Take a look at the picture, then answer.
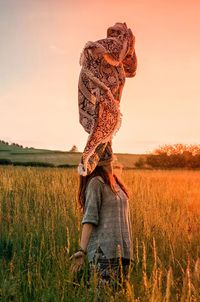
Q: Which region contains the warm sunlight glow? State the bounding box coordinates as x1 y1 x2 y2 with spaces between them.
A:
1 0 200 153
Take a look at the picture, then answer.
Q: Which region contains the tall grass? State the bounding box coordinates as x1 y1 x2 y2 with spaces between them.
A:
0 166 199 301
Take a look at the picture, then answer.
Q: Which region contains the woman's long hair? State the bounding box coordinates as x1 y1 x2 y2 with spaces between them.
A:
77 165 129 209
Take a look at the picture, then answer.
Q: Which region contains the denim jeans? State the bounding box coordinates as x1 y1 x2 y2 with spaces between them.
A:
89 247 131 289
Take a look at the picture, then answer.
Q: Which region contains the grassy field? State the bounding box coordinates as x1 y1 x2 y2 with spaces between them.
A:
0 166 200 301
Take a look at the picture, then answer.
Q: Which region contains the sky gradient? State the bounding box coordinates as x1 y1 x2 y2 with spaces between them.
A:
1 0 200 153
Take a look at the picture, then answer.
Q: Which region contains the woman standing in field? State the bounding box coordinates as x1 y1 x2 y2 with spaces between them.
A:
71 144 133 288
70 22 137 288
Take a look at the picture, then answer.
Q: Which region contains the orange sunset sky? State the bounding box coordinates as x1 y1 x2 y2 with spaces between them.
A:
1 0 200 153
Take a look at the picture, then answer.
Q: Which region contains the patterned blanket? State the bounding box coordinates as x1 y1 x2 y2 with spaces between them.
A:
78 22 137 176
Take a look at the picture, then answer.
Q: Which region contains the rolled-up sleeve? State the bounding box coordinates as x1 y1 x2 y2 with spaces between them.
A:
82 177 103 226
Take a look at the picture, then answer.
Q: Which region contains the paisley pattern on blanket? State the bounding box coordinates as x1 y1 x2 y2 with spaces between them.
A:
78 22 137 176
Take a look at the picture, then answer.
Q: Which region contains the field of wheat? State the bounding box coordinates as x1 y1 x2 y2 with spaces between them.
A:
0 166 199 301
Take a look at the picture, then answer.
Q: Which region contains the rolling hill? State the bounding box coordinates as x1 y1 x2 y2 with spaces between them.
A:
0 141 147 168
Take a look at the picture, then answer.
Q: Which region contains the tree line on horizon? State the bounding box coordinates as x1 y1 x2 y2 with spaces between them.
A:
0 139 34 149
135 143 200 169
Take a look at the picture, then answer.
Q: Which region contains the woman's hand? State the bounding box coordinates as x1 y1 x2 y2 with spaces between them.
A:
69 223 93 273
70 251 85 273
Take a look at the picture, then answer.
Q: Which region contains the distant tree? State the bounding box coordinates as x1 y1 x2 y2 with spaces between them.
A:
153 143 200 156
187 144 200 155
69 145 78 152
147 143 200 169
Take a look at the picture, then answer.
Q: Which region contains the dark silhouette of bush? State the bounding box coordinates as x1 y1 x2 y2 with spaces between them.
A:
57 164 77 168
0 159 77 168
135 157 146 168
0 158 12 165
13 161 55 167
189 154 200 168
147 153 166 168
147 153 188 169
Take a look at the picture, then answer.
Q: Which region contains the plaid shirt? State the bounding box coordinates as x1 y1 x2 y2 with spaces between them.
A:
82 176 133 262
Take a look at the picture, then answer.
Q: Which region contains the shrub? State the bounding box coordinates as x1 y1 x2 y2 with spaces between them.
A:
135 157 145 168
13 161 55 167
0 159 12 165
